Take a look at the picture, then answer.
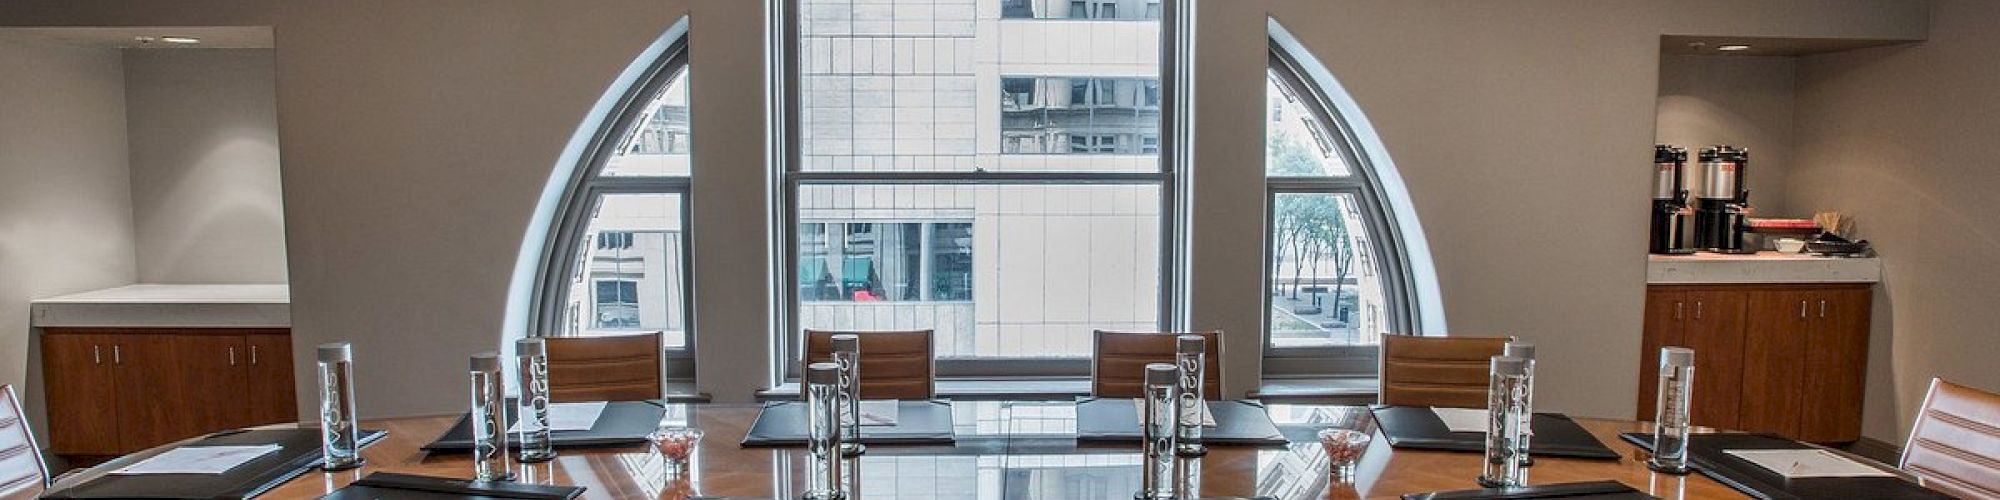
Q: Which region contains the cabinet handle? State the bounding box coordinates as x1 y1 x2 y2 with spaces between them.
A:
250 345 259 365
1799 300 1808 319
228 347 237 366
1675 301 1684 320
93 345 102 365
1820 300 1828 318
113 345 121 364
1695 301 1704 320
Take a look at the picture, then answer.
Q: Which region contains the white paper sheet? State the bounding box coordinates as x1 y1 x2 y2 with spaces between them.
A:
1432 407 1491 433
510 401 608 433
1133 400 1218 427
111 445 282 475
1724 449 1896 478
858 400 900 426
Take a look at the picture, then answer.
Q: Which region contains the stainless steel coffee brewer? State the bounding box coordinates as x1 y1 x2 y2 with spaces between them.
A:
1649 145 1694 254
1693 145 1754 253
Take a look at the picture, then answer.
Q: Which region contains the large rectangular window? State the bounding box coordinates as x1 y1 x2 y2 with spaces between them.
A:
567 193 690 348
790 0 1171 378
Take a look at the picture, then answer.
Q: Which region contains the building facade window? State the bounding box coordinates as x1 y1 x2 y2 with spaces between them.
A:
537 40 695 365
788 0 1175 377
1263 46 1423 377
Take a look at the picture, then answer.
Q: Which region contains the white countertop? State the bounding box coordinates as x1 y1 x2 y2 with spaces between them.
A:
31 284 290 328
1648 252 1881 284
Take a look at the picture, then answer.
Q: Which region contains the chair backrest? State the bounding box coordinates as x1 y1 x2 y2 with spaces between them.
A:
1091 330 1223 400
1379 334 1513 409
1901 378 2000 499
544 332 664 403
0 385 48 500
804 329 935 400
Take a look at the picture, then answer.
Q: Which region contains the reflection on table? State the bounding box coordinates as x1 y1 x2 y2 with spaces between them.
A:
191 402 1748 499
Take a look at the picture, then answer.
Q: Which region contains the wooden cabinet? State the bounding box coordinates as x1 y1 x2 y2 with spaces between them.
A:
1637 284 1872 443
41 329 296 456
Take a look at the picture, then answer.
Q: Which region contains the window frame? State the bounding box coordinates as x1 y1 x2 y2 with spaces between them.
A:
1262 47 1424 377
775 0 1187 381
531 39 696 379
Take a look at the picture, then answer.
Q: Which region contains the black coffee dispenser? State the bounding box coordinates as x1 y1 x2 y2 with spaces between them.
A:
1649 145 1693 254
1693 145 1754 253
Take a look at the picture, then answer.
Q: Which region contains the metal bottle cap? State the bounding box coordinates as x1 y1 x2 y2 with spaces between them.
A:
830 334 860 354
470 352 502 372
516 338 547 357
1491 356 1529 376
1660 347 1695 368
317 342 352 363
1176 334 1205 354
1144 363 1179 385
1504 341 1536 360
806 362 842 385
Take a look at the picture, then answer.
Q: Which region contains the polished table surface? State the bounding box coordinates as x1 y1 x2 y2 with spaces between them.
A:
236 403 1741 499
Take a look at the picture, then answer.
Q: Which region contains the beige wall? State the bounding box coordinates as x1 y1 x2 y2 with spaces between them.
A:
1791 0 2000 443
1657 55 1798 216
0 34 136 399
0 1 1933 420
124 49 288 284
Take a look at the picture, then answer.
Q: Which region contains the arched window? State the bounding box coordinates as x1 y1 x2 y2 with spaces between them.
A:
1264 42 1434 377
534 39 694 375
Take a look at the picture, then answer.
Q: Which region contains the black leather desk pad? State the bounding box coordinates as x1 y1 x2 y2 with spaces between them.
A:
320 472 585 499
1403 480 1656 499
42 428 387 500
1618 432 1951 500
1369 405 1620 460
1075 397 1287 446
423 400 666 452
740 400 955 447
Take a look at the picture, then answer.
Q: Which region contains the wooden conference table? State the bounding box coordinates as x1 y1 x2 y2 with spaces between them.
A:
234 402 1743 499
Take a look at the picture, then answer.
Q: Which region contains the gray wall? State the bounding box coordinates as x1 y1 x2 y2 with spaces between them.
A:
1791 0 2000 443
0 1 1933 422
0 34 136 397
123 49 287 284
1657 55 1798 216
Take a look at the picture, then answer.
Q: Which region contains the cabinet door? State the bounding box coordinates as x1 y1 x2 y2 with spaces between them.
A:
113 335 185 450
174 334 256 433
1801 287 1872 443
1738 290 1814 437
1636 289 1686 420
245 334 297 425
1681 290 1748 430
41 333 121 454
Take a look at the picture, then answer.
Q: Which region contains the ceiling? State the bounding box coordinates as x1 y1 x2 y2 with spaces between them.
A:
1662 35 1915 56
0 26 273 49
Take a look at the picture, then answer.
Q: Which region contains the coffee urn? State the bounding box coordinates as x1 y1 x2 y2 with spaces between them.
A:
1649 145 1693 254
1693 145 1754 253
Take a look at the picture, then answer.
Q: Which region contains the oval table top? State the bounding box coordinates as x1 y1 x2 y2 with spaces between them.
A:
234 403 1739 499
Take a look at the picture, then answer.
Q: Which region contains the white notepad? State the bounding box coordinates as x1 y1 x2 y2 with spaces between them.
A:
1432 407 1491 433
1133 400 1218 427
1724 449 1896 478
858 400 900 426
111 445 282 475
510 401 608 433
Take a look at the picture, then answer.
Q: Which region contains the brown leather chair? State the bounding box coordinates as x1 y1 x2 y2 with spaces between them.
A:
1091 330 1223 400
544 332 664 402
1901 378 2000 499
1379 334 1513 409
803 329 936 400
0 385 48 500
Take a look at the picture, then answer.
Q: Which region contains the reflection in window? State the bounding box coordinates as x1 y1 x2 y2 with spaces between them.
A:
1001 0 1160 19
1001 76 1162 155
799 222 972 303
566 193 689 346
594 280 641 329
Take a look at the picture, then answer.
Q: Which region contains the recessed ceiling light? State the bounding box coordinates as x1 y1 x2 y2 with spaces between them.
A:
159 36 202 44
1717 44 1752 52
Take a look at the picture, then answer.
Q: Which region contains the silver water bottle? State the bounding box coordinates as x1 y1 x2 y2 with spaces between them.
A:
470 352 514 481
1503 341 1537 466
831 334 866 457
1138 363 1181 500
1174 334 1207 457
1649 347 1696 474
515 338 556 463
804 362 846 500
316 342 364 471
1478 356 1531 488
